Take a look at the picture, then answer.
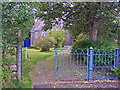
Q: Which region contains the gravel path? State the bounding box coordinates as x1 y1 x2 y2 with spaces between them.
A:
30 46 120 89
33 81 119 88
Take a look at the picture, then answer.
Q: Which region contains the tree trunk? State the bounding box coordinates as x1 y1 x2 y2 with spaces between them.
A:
16 30 21 82
89 20 98 41
118 27 120 48
2 47 6 59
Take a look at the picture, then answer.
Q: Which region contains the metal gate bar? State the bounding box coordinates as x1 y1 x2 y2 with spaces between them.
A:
55 48 119 81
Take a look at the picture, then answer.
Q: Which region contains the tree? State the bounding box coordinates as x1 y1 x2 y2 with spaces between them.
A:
2 2 42 82
47 27 66 48
118 2 120 48
38 2 119 41
97 19 118 42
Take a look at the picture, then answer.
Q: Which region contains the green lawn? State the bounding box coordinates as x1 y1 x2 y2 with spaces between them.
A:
3 47 68 88
22 48 55 88
22 47 68 88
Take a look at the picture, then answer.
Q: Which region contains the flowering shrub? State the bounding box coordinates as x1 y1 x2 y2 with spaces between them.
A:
35 35 54 51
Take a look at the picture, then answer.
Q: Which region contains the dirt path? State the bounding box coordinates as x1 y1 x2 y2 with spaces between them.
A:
29 55 55 87
29 46 120 88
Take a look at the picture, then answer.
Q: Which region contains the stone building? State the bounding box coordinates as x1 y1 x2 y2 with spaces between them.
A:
31 18 73 45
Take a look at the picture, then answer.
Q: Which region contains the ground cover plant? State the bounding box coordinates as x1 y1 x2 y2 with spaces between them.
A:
112 65 120 79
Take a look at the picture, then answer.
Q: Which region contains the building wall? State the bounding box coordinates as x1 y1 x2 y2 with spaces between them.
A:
65 29 72 45
31 32 35 45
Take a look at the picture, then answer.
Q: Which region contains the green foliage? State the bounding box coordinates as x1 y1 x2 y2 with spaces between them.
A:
2 78 23 88
73 38 118 49
72 39 118 65
48 27 66 48
2 57 16 65
29 45 36 48
98 19 119 42
2 2 42 59
2 56 17 87
2 65 12 85
112 65 120 78
22 48 55 88
2 2 35 45
69 24 89 39
6 47 16 56
76 33 89 41
12 79 23 88
39 2 119 39
2 47 55 88
35 35 54 51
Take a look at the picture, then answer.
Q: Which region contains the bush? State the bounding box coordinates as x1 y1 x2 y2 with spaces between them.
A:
39 38 52 51
2 64 12 84
35 38 40 49
35 35 54 51
72 39 118 65
73 38 118 49
47 27 66 48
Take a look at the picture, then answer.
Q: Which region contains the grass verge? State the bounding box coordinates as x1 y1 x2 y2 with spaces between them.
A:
2 46 68 88
22 48 55 88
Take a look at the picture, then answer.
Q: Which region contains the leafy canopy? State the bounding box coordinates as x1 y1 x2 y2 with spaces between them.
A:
38 2 119 40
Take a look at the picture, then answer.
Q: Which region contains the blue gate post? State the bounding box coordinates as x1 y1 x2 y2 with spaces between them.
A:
116 48 119 79
55 48 57 80
117 48 119 67
21 46 22 76
89 47 93 80
87 49 89 80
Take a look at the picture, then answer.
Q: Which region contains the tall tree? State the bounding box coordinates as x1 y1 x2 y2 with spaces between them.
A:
38 2 119 41
118 2 120 48
2 2 41 82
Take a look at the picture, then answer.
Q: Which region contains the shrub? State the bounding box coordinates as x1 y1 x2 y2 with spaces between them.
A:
2 64 12 84
35 35 54 51
35 38 40 49
72 39 118 65
47 27 66 48
73 38 118 49
39 38 52 51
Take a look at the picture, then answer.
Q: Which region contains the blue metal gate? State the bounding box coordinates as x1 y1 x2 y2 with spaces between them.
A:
55 47 119 80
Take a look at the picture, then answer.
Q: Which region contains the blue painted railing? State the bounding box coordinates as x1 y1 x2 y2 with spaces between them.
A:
55 48 119 81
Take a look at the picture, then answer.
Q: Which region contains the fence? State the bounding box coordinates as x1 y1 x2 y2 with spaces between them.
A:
55 47 119 80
